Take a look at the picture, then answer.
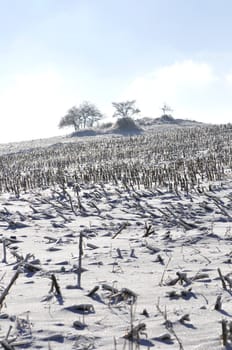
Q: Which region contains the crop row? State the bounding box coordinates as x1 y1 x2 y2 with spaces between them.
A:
0 124 231 195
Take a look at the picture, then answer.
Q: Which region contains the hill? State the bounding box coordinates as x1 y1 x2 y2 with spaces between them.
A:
137 114 203 128
0 123 231 348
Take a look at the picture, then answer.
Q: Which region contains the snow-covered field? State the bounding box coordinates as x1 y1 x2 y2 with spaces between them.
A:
0 124 232 349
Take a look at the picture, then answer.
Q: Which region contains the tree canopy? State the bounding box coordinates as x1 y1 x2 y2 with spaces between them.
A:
112 100 140 119
59 101 103 131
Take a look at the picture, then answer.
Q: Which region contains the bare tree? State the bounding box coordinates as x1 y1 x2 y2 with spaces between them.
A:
161 103 173 116
80 101 103 128
59 106 81 131
59 101 103 131
112 100 140 119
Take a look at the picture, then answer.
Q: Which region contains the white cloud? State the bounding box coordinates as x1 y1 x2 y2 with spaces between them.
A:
0 69 79 143
225 71 232 85
121 60 232 124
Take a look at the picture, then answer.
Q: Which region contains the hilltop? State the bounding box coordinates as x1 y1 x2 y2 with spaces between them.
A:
137 114 203 128
0 119 219 157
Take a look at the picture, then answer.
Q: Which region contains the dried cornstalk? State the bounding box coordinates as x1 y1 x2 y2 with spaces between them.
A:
0 269 20 308
77 233 83 288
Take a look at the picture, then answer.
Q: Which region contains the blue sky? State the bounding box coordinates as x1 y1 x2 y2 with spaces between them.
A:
0 0 232 142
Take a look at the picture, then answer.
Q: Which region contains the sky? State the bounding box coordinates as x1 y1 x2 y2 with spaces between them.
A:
1 0 232 143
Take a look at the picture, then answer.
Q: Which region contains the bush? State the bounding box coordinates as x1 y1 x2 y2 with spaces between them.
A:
113 117 142 132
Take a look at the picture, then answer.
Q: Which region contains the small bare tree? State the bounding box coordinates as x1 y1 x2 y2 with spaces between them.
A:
161 103 173 116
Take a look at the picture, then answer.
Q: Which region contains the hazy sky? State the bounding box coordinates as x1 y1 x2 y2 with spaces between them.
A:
1 0 232 143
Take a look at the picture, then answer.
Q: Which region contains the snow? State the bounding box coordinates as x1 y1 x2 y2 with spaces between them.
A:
0 126 231 349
